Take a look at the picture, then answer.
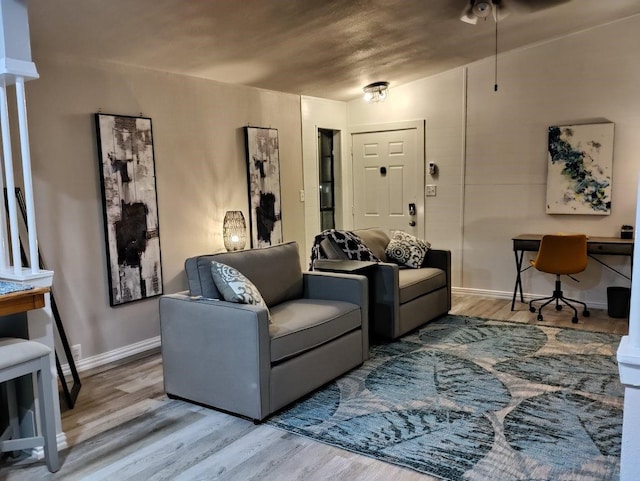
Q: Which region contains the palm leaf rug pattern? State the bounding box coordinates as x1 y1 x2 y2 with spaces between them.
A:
268 315 623 481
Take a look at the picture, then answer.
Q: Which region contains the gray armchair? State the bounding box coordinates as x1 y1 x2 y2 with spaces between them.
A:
318 228 451 340
159 241 368 422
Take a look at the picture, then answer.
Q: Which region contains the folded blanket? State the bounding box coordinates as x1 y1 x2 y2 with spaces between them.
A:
309 229 379 270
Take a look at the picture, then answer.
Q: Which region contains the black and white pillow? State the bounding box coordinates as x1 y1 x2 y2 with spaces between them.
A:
385 231 431 268
210 261 271 321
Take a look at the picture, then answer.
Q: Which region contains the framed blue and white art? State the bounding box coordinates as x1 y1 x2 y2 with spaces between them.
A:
546 122 614 215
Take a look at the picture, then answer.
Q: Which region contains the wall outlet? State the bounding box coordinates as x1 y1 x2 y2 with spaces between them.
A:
70 344 81 363
426 185 437 197
299 189 305 202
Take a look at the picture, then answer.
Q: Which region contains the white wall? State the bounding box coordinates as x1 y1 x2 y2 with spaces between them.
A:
19 14 640 365
463 15 639 305
348 69 467 287
346 15 640 307
23 56 304 362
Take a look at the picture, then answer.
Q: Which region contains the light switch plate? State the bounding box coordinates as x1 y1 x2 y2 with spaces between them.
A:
426 185 437 197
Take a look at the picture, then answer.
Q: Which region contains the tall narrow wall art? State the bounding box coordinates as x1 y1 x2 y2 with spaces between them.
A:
95 113 163 306
244 126 283 248
546 122 614 215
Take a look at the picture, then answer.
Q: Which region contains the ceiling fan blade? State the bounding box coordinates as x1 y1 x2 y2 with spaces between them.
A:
460 3 479 24
492 0 511 22
509 0 571 12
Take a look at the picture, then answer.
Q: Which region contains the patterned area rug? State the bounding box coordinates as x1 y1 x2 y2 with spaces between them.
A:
268 315 623 481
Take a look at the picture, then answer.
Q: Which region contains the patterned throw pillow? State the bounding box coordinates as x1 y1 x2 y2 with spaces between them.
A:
385 231 431 268
210 261 271 321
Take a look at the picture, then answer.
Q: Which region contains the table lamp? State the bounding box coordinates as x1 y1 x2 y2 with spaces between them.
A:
223 211 247 251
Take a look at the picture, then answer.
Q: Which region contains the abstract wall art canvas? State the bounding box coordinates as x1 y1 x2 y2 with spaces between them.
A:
244 126 283 248
95 113 163 306
546 122 614 215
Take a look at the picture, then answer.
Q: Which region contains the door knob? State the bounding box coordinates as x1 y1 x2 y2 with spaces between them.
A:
409 220 416 227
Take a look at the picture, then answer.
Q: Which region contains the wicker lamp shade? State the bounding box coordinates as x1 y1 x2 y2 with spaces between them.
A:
223 211 247 251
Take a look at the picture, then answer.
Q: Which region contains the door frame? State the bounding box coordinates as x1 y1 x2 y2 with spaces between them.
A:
349 120 426 239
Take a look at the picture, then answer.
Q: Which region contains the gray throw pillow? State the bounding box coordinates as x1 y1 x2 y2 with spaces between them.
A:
210 261 271 321
385 231 431 268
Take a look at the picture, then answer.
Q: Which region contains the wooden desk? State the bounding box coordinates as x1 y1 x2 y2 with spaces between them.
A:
0 287 49 317
511 234 634 310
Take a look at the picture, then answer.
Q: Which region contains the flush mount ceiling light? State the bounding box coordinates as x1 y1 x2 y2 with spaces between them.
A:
363 81 390 102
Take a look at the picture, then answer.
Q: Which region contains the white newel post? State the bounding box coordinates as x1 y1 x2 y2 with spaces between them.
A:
0 0 65 453
617 175 640 480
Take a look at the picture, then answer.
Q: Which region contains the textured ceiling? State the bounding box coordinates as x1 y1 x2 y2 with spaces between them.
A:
26 0 640 101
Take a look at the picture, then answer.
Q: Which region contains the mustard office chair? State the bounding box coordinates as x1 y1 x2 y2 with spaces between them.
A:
528 234 590 324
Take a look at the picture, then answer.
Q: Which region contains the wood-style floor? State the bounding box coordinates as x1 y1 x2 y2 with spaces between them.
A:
0 294 628 480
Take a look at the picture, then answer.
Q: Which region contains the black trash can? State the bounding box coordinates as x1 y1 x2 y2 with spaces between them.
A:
607 286 631 318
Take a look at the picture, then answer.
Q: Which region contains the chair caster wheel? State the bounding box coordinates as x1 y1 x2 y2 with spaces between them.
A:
583 310 590 317
537 314 543 321
572 317 579 324
529 307 536 313
555 305 562 311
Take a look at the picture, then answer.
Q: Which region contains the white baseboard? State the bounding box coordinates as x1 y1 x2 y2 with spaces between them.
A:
452 286 607 310
60 336 161 376
453 286 514 300
32 433 68 459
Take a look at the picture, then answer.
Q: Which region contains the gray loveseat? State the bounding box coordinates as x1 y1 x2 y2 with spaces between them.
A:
319 228 451 340
159 241 368 421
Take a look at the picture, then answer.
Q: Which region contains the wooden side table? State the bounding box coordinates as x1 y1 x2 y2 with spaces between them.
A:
313 259 378 274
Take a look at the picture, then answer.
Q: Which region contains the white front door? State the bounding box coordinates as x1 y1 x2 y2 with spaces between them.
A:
352 126 423 237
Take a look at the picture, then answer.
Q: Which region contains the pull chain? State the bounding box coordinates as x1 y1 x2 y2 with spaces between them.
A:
494 6 499 92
